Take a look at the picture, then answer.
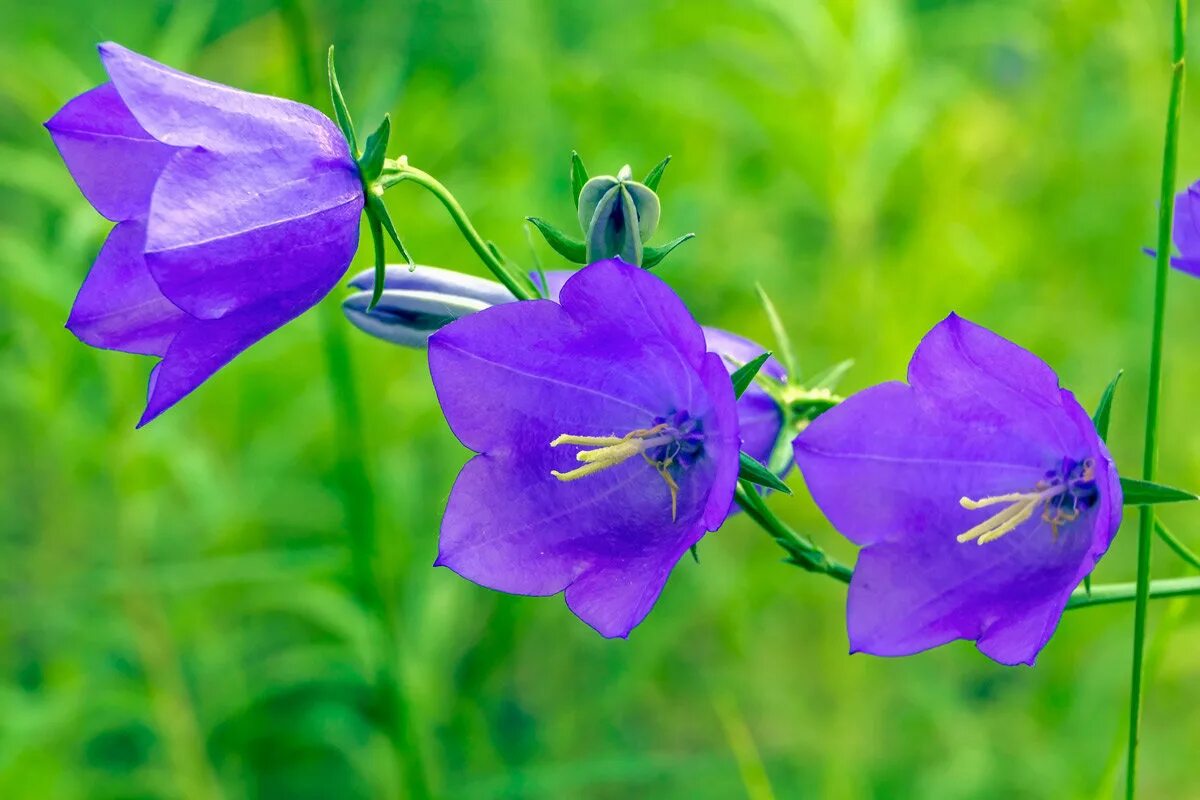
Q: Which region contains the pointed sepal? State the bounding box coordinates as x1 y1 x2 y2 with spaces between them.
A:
358 113 391 183
1091 370 1123 442
366 192 414 268
730 351 772 398
644 155 671 191
526 216 587 263
642 232 695 269
738 452 792 495
327 46 358 157
570 151 589 209
1120 477 1198 505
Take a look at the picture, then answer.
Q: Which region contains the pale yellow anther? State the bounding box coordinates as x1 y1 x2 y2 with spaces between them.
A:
549 423 681 521
957 486 1069 546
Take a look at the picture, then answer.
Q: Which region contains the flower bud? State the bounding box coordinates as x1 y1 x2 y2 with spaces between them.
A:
577 165 661 264
343 265 514 348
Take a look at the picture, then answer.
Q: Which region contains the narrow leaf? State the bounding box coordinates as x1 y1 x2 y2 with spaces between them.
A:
642 232 696 269
643 155 671 191
738 452 792 495
366 212 386 311
1120 477 1198 506
358 114 390 182
327 46 358 156
731 352 772 399
526 216 587 263
570 151 588 208
754 283 797 378
1091 370 1123 442
808 359 855 392
367 193 413 267
1155 520 1200 571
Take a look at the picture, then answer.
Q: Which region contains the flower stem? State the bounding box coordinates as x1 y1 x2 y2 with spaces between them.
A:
1068 576 1200 610
734 481 852 583
280 8 430 796
382 161 540 300
1128 3 1187 797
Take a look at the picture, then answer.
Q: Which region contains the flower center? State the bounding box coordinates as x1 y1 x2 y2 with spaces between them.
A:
550 411 703 521
956 457 1099 546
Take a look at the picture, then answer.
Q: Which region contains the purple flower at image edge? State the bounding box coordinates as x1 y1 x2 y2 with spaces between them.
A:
532 270 788 469
793 314 1121 666
1168 182 1200 277
428 259 740 637
45 42 363 425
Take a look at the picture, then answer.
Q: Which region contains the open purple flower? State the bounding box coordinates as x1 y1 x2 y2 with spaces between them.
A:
46 42 363 425
428 259 740 637
793 314 1121 665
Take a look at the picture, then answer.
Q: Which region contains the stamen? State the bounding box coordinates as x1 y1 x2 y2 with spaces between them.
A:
549 422 683 521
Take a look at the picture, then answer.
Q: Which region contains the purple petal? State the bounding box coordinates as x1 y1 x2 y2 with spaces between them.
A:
98 42 349 156
138 265 344 426
144 148 362 319
66 221 186 356
44 82 176 221
701 326 787 466
1173 183 1200 259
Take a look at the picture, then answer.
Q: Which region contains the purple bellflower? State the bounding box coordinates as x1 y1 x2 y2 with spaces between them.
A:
427 259 740 637
793 314 1121 665
46 43 363 425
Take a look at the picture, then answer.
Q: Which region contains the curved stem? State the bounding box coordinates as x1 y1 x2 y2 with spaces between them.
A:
1068 576 1200 610
1128 3 1187 796
734 482 852 583
383 162 539 300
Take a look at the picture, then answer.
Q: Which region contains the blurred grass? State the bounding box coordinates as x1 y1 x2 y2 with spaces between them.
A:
2 0 1200 797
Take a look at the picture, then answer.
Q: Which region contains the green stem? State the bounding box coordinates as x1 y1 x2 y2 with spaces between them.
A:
1128 4 1186 797
734 482 853 583
280 7 429 796
383 162 539 300
1068 576 1200 610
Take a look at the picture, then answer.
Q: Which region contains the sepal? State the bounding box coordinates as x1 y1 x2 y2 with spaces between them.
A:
526 217 587 263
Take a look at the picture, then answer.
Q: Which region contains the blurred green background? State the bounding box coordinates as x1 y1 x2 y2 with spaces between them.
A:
2 0 1199 797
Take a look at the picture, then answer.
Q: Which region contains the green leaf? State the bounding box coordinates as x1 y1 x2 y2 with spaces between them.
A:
731 351 772 399
738 452 791 495
643 155 671 191
366 193 413 267
358 114 390 183
642 232 696 269
808 359 855 392
570 151 588 208
526 216 587 263
1156 519 1200 571
1120 477 1198 506
1091 370 1123 442
326 46 358 156
366 212 386 311
754 283 797 378
689 544 700 563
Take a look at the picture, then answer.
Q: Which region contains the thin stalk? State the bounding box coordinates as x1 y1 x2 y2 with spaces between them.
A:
1068 576 1200 610
1128 3 1187 797
281 6 429 797
381 162 539 300
734 482 852 583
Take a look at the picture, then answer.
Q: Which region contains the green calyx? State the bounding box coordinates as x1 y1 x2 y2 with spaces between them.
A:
529 152 694 268
328 47 413 311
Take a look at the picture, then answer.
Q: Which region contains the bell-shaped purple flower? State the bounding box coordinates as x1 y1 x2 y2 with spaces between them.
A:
46 42 363 425
428 259 740 637
793 314 1122 665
